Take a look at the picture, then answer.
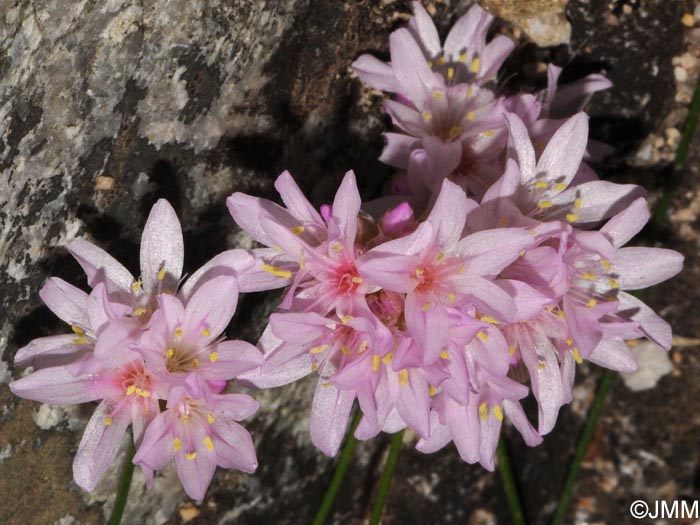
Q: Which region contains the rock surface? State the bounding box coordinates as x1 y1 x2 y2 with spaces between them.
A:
1 1 698 524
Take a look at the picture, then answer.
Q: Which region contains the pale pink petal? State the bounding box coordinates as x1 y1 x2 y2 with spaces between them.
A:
179 249 255 300
504 113 536 179
358 252 421 293
618 292 672 350
10 366 103 404
202 340 263 381
394 369 431 438
615 247 684 290
454 228 533 277
454 276 516 322
443 4 490 58
549 181 645 224
213 393 259 421
184 274 239 340
600 197 650 248
67 239 135 295
133 412 174 471
537 112 589 188
352 54 402 93
503 400 542 447
332 171 361 247
421 137 462 190
93 318 141 364
379 133 420 169
390 28 441 107
479 36 515 81
14 334 85 368
275 170 325 227
212 420 258 473
309 382 355 456
73 401 129 491
175 440 217 501
405 292 448 363
140 199 184 293
383 99 428 137
39 277 89 328
408 1 441 56
588 339 638 373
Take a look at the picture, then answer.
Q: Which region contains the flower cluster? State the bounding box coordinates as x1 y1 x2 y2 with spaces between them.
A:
228 3 683 469
9 0 684 501
10 201 264 499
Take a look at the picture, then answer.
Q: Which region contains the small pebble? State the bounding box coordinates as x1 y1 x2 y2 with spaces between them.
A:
94 175 114 190
178 503 200 522
682 13 695 27
674 65 688 82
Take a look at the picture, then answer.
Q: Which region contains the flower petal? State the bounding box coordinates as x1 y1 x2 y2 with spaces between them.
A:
140 199 184 294
352 54 402 93
212 420 258 473
309 382 355 456
615 247 684 290
10 366 103 404
184 274 239 341
180 249 255 300
39 277 89 328
67 239 135 295
14 334 86 368
600 197 650 248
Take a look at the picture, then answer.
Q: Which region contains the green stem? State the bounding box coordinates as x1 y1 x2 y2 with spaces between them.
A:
368 429 405 525
497 437 526 525
551 370 614 525
552 72 700 525
312 411 363 525
108 442 136 525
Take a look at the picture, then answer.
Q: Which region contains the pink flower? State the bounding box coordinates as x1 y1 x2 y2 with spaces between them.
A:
133 374 259 500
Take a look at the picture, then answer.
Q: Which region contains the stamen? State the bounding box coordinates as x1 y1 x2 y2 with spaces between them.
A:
436 56 446 65
340 345 351 355
372 355 380 372
477 331 489 342
566 213 579 222
422 111 432 121
174 328 183 339
575 198 582 209
536 363 546 370
422 302 432 311
586 299 597 309
131 280 142 293
448 126 461 137
398 369 409 387
431 91 444 99
582 272 596 280
429 385 438 396
351 276 364 284
447 67 454 80
534 181 548 189
166 348 175 359
358 340 368 354
609 278 619 288
291 225 305 235
600 259 612 270
191 358 199 369
126 385 136 396
204 436 214 451
134 307 146 316
262 264 292 279
207 412 215 424
480 316 499 325
436 251 445 262
538 200 553 209
479 402 488 420
508 345 516 356
185 452 197 460
554 183 566 192
471 57 480 73
71 325 84 336
440 350 450 360
493 406 504 421
341 315 353 323
209 352 218 363
467 111 475 121
566 338 573 346
73 337 87 345
572 348 583 364
103 416 112 426
173 438 182 451
310 344 329 354
202 328 211 337
447 292 455 302
157 266 167 281
483 130 494 137
459 52 467 63
382 353 393 365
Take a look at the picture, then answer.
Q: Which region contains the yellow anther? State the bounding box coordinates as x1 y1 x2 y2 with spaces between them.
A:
310 344 329 354
73 337 87 345
572 348 583 364
508 345 516 356
191 358 199 369
586 299 597 309
207 412 215 424
519 250 526 257
601 259 612 270
566 338 573 346
359 340 368 354
202 328 211 337
204 436 214 451
466 86 474 98
209 352 219 363
483 130 494 137
437 56 446 65
538 200 553 209
134 387 143 396
477 331 489 342
134 307 146 316
311 362 319 371
448 126 461 137
536 363 546 370
467 111 475 121
479 402 488 420
415 268 424 276
103 416 112 426
331 243 344 252
398 369 409 387
126 385 136 396
382 353 393 365
535 181 549 189
131 280 142 293
291 225 305 235
262 264 292 279
499 217 509 226
582 272 596 280
447 67 454 80
174 328 183 338
480 316 499 325
71 325 85 336
173 438 182 452
458 263 465 273
185 452 197 460
431 91 445 100
471 57 480 73
493 406 504 421
554 183 566 192
351 276 364 284
437 251 445 262
422 302 432 311
575 198 582 209
341 315 354 323
530 230 537 237
447 292 455 302
427 60 433 68
422 111 432 121
274 245 282 252
459 52 467 63
165 348 175 359
340 345 351 355
299 253 305 270
321 382 332 388
566 213 579 222
557 310 565 320
157 266 167 281
609 278 619 289
440 350 450 360
429 385 438 397
372 355 380 372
